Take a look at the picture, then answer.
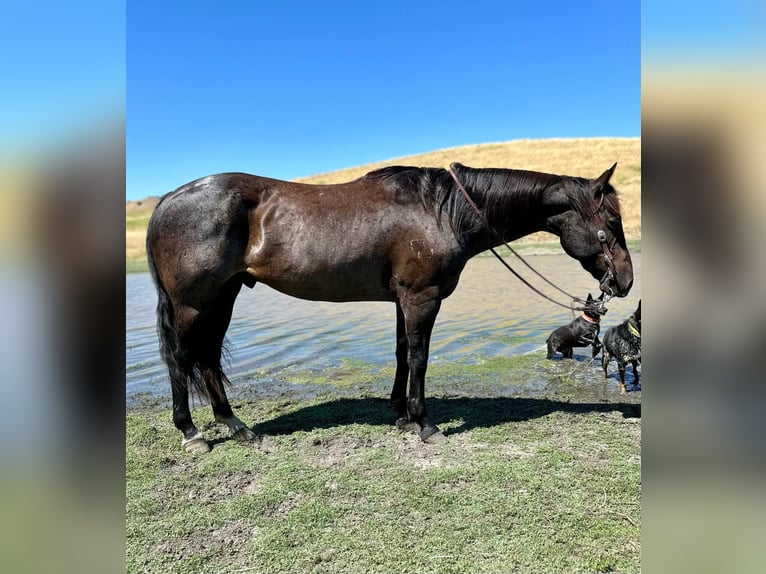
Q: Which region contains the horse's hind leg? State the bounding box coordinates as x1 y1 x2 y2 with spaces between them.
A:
200 278 256 442
390 303 410 425
169 305 210 454
173 386 208 453
167 276 253 452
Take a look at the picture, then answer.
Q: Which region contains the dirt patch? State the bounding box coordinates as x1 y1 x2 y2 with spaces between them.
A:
390 431 449 470
184 470 263 504
303 435 371 469
149 518 253 572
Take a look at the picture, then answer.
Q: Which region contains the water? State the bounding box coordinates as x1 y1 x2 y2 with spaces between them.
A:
126 252 641 404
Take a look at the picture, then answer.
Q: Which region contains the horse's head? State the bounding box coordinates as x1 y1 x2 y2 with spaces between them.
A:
543 164 634 297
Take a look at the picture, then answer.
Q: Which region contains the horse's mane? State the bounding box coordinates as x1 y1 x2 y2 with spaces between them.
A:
364 166 468 230
365 164 621 236
449 164 561 229
365 164 559 234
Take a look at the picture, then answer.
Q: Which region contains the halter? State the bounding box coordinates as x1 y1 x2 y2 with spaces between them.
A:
593 193 618 291
448 166 614 312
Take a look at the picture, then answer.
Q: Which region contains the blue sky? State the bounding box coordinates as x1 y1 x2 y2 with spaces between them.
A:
2 2 763 201
1 2 125 152
126 1 640 200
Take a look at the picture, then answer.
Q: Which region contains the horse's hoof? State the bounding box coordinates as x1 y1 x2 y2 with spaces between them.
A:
233 427 256 442
420 427 448 445
395 418 422 433
182 437 210 454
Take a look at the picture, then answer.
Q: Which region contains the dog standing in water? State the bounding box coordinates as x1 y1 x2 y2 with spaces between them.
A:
546 293 606 360
602 300 641 394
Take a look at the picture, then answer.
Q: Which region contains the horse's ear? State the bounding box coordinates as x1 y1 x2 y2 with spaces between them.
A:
587 293 593 302
593 163 617 191
449 162 465 171
598 292 604 301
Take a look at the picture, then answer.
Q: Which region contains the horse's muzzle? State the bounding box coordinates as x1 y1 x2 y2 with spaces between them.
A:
601 272 633 298
597 248 633 298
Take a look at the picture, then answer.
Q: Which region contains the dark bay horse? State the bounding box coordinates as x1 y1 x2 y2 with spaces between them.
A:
147 162 633 452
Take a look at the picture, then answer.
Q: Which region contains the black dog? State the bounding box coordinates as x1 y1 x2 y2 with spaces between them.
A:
602 300 641 394
546 293 606 360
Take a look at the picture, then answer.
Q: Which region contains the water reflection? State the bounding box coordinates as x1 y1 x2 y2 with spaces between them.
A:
126 252 641 403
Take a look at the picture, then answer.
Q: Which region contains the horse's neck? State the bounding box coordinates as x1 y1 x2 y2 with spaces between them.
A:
461 169 550 254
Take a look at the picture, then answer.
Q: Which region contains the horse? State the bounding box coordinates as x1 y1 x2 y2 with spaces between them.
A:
146 162 633 452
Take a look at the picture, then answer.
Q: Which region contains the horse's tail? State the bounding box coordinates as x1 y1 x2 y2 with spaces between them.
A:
146 219 211 400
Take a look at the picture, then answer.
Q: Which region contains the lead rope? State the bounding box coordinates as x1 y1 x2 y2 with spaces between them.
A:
448 167 593 312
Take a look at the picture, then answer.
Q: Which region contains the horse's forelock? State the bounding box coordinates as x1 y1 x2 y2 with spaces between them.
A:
567 179 621 220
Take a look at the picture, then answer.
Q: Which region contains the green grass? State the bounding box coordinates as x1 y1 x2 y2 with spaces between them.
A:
127 354 641 574
126 206 155 231
126 258 148 273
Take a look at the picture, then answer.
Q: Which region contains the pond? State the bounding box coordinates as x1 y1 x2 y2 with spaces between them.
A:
127 252 641 406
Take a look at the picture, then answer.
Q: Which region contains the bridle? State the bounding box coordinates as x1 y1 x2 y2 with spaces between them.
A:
592 193 618 293
448 167 615 312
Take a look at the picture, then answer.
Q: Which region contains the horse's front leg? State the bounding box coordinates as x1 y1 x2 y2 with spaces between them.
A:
390 302 410 423
401 297 447 444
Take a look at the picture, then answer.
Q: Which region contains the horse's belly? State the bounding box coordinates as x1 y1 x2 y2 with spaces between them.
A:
250 253 393 302
258 272 392 302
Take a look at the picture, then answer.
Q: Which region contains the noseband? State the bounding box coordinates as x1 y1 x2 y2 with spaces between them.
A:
448 167 615 311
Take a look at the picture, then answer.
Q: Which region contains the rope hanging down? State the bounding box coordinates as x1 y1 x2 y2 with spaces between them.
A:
447 167 598 312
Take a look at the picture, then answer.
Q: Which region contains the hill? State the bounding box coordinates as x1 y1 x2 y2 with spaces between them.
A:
126 137 640 264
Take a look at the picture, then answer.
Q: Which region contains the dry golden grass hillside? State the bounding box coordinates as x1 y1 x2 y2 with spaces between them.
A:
126 137 640 262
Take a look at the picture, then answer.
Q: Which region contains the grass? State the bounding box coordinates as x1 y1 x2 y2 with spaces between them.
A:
126 137 640 263
127 353 641 574
126 258 148 273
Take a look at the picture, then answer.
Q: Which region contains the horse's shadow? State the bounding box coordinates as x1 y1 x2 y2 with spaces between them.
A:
241 395 640 439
